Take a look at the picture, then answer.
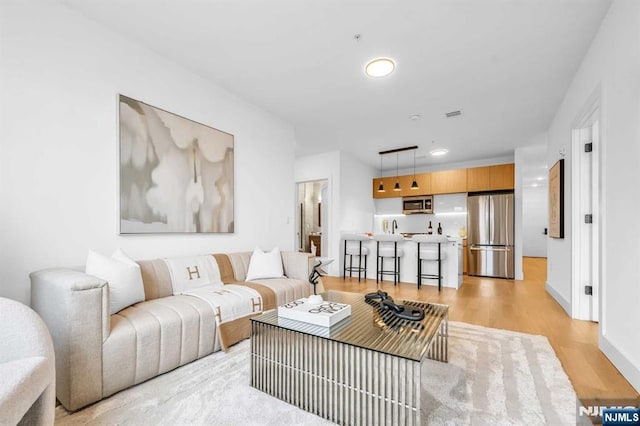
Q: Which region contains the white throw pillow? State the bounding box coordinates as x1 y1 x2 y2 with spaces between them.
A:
245 247 285 281
86 249 145 315
164 255 223 295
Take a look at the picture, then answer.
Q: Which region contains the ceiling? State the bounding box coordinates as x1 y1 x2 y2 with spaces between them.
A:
59 0 611 171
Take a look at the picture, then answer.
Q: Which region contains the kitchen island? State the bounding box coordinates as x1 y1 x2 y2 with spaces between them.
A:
340 234 463 289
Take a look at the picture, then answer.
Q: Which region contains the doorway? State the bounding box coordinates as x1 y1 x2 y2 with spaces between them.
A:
571 104 601 322
295 180 327 257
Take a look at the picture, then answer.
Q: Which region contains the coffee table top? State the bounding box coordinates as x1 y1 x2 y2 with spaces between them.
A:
251 290 448 362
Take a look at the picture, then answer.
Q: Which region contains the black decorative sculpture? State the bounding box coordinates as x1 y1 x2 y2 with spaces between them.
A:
307 258 333 304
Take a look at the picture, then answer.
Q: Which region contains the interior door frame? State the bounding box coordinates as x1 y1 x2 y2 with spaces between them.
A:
571 87 602 322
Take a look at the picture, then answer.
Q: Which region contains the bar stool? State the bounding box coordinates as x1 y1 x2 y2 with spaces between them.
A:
342 233 369 281
412 234 448 291
374 234 405 286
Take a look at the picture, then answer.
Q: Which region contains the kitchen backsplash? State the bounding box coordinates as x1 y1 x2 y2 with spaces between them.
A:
373 193 467 237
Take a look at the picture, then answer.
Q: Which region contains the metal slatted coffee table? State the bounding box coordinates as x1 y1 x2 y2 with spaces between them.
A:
250 290 448 426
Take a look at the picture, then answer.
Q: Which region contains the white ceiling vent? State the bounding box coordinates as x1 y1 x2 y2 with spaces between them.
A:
445 110 462 118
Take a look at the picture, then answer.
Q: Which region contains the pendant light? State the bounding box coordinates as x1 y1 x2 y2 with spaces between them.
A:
411 149 419 189
393 152 401 191
377 154 385 192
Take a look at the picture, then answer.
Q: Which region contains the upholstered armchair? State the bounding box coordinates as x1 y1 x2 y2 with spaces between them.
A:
0 297 55 426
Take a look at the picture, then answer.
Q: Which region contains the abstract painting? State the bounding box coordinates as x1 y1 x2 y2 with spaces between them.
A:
548 159 564 239
119 95 234 234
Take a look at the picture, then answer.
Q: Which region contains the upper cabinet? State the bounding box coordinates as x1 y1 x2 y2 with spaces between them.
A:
372 173 431 198
372 163 514 198
466 164 514 192
372 177 396 198
430 169 467 194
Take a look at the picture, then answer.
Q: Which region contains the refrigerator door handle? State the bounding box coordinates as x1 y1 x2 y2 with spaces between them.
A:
488 195 493 245
470 246 510 252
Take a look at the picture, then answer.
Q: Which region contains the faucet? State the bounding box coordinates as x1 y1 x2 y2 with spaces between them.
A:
392 219 398 234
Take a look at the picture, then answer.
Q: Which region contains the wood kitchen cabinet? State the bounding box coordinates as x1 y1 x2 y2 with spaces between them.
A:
372 163 514 198
467 164 514 192
430 169 467 194
308 235 321 256
397 174 432 196
372 177 396 198
462 239 468 275
372 174 431 198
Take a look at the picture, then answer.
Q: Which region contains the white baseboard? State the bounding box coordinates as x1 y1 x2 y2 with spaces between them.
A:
545 281 571 316
600 335 640 393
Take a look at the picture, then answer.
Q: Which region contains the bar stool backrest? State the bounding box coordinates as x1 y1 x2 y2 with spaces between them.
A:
411 235 449 244
373 234 404 242
342 233 370 242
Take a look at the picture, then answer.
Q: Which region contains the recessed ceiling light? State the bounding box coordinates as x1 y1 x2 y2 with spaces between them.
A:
536 177 544 181
365 58 396 78
430 148 449 157
410 114 421 121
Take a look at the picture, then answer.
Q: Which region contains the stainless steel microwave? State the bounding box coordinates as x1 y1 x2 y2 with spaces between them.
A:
402 195 433 214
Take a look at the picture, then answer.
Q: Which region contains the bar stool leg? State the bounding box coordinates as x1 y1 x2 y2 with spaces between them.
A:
437 242 442 291
417 242 421 289
364 255 368 281
393 242 397 286
376 241 380 284
357 241 363 282
343 239 347 279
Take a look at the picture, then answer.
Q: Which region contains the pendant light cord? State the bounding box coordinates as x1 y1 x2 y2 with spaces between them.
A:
396 153 399 180
413 150 416 179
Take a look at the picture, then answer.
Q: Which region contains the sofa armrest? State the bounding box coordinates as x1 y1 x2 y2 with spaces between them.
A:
280 252 326 293
281 251 313 282
30 268 108 411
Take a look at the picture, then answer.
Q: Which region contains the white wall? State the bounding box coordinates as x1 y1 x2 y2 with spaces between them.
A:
294 151 341 275
516 140 549 258
339 152 376 234
294 151 376 276
0 0 296 304
522 187 548 257
546 0 640 391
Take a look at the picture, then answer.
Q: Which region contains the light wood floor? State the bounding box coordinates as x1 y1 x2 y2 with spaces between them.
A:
323 257 639 401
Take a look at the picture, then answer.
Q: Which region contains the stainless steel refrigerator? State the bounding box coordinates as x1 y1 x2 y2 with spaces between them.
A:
467 193 515 279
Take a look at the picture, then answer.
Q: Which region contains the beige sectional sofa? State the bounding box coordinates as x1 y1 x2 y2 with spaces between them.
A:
30 251 318 412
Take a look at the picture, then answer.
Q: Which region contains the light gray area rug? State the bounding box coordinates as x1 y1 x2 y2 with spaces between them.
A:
56 322 579 425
